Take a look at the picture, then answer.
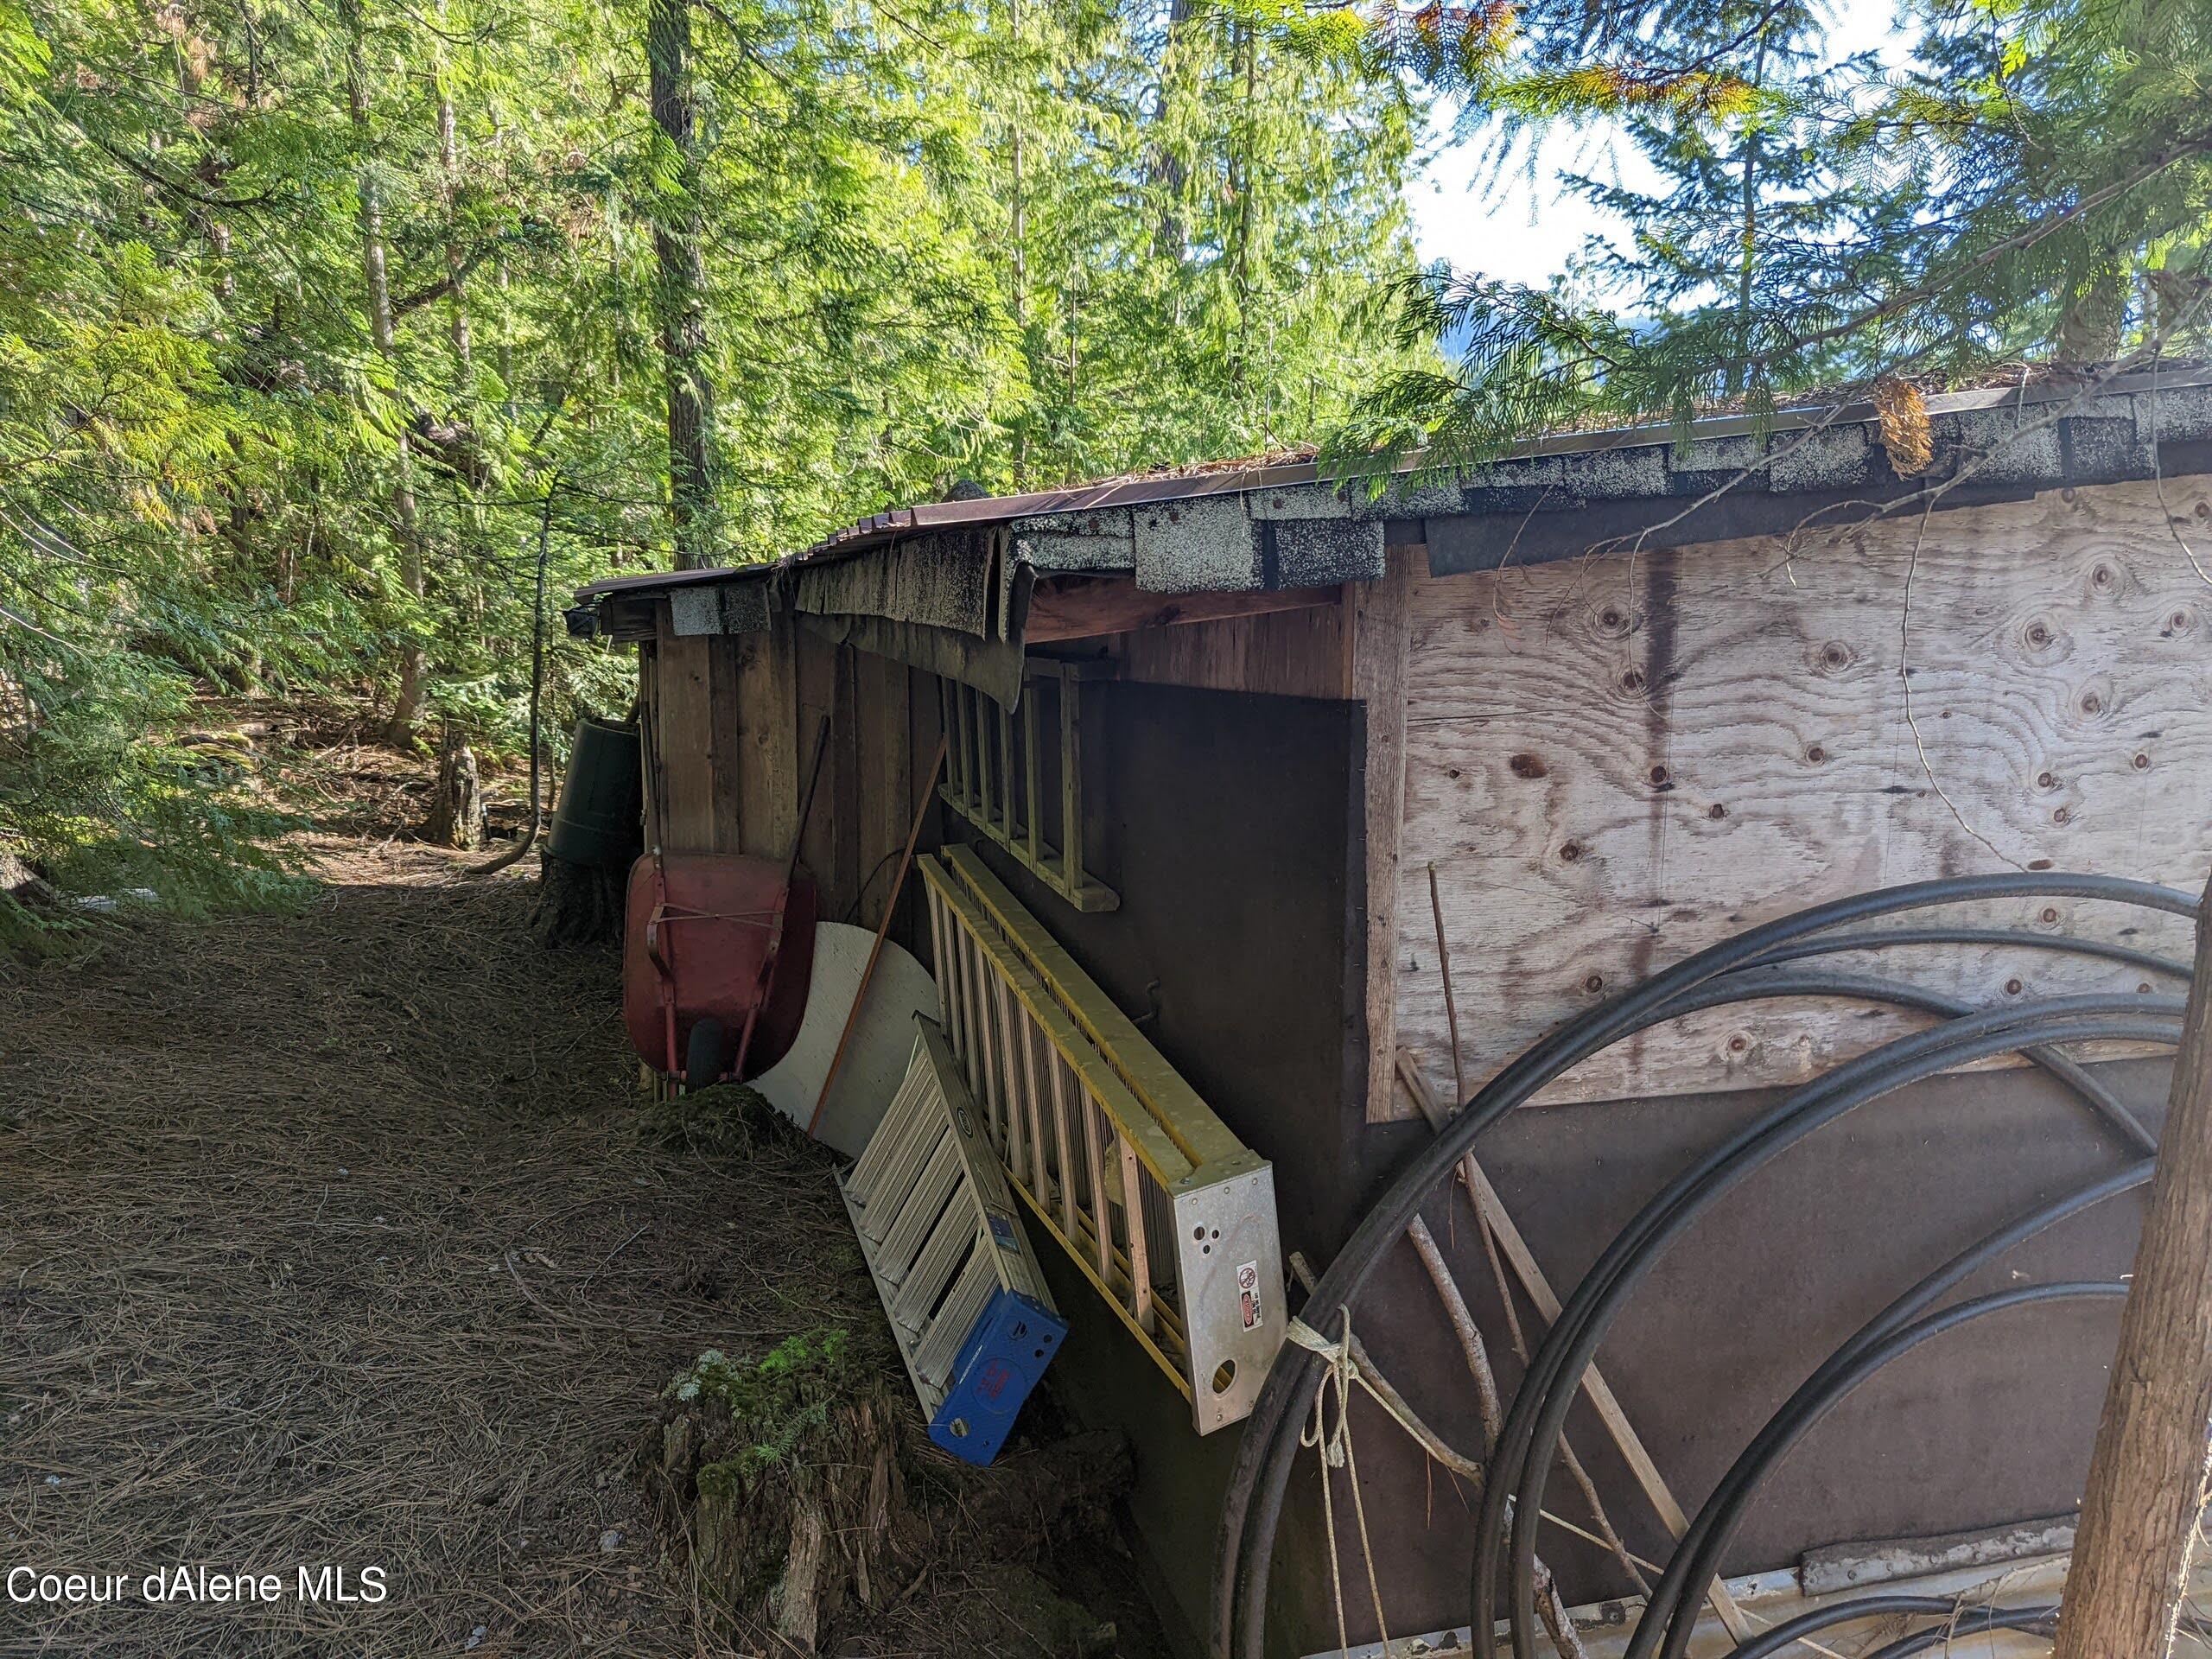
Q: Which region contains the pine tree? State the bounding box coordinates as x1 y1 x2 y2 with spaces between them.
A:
1346 0 2212 471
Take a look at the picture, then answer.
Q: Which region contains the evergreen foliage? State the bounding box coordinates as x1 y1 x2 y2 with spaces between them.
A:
0 0 1425 921
10 0 2190 925
1346 0 2212 473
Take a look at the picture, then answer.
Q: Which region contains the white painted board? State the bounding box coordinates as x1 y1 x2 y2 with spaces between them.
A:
750 922 939 1159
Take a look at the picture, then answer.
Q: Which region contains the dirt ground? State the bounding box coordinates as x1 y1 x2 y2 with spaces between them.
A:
0 745 1161 1658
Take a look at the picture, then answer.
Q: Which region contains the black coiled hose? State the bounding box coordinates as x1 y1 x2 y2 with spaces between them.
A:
1214 872 2197 1659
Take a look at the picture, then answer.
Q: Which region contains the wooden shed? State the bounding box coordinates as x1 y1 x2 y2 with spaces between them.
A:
574 368 2212 1659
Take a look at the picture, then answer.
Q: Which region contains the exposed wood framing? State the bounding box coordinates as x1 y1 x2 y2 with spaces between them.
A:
1355 545 1420 1122
938 663 1118 912
1388 478 2212 1117
1114 599 1351 700
1026 574 1341 643
640 614 931 941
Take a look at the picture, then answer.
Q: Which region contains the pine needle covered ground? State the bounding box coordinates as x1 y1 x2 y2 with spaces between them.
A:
0 739 1154 1657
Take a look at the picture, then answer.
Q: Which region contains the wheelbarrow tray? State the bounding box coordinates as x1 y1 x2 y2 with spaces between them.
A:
622 851 818 1079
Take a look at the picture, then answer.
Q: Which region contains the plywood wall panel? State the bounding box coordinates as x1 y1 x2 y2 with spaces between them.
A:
1389 478 2212 1117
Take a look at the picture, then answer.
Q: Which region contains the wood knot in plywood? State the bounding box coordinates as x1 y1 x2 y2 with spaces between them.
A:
1591 601 1634 639
2018 614 2071 658
1508 753 1549 779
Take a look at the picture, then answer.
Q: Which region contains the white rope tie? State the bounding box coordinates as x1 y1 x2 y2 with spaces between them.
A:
1289 1311 1395 1658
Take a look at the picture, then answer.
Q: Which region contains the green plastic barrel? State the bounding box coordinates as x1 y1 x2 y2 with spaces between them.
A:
547 716 644 870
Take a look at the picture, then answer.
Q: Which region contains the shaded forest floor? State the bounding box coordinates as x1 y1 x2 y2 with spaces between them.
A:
0 723 1162 1657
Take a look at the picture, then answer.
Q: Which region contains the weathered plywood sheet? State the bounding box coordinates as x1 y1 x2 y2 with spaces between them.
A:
1389 478 2212 1116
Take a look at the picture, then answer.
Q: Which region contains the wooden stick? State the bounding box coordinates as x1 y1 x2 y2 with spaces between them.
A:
1428 861 1465 1105
1414 890 1653 1601
1287 1249 1591 1659
1468 1196 1651 1597
2051 868 2212 1659
1394 1051 1754 1643
1407 1216 1504 1446
805 737 947 1139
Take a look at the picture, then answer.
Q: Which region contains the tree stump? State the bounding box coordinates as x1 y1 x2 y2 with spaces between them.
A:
422 721 485 850
526 852 624 947
642 1332 917 1651
640 1329 1135 1654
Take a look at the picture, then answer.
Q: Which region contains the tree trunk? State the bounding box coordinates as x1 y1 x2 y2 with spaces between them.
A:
344 0 429 746
1007 0 1028 488
1228 13 1254 393
1146 0 1196 264
437 81 472 370
2050 868 2212 1659
646 0 715 569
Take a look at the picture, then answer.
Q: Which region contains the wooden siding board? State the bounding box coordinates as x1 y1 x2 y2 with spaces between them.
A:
638 641 663 852
655 633 717 852
853 649 913 936
1027 575 1339 642
795 626 834 881
830 642 863 918
706 638 746 853
1116 598 1351 700
734 613 798 860
1387 477 2212 1117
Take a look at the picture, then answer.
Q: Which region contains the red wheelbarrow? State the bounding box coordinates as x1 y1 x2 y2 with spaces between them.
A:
624 720 830 1088
622 851 819 1086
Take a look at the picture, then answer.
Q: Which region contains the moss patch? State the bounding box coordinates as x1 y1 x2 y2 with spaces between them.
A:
677 1330 856 1489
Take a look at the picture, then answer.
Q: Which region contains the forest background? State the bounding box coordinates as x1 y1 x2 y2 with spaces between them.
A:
2 0 2203 932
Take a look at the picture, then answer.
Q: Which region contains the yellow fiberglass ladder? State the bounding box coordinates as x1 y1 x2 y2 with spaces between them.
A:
918 842 1285 1435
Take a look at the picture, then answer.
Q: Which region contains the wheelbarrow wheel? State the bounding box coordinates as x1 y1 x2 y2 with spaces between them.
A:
684 1017 728 1091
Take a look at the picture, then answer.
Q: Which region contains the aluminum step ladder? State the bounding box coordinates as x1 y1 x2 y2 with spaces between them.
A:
840 1018 1065 1465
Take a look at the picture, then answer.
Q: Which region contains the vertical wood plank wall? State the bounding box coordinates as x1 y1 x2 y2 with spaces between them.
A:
1107 601 1352 699
1379 476 2212 1120
640 620 938 944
